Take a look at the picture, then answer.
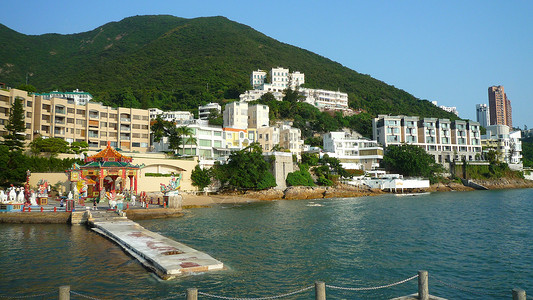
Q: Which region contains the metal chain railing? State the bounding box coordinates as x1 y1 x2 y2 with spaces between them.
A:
0 291 56 299
70 291 102 300
198 285 314 300
326 274 419 291
431 276 505 298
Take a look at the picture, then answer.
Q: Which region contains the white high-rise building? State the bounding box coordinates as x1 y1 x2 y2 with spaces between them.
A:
476 104 489 128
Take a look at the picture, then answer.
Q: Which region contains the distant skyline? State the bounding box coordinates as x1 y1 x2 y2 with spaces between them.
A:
2 0 532 128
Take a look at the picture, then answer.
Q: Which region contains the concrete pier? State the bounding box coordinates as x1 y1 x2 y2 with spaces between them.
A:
88 211 224 280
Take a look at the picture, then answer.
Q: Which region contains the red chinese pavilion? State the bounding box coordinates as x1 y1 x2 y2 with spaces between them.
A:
67 142 141 200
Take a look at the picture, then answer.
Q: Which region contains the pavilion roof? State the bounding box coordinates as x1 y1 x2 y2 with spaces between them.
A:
85 142 132 163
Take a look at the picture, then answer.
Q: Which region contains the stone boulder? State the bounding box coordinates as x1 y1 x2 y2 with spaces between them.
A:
283 186 326 200
245 189 284 201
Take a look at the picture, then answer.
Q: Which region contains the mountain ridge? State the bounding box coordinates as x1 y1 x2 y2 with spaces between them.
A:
0 14 458 135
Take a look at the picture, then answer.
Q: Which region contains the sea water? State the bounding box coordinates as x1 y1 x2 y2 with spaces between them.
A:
1 189 532 299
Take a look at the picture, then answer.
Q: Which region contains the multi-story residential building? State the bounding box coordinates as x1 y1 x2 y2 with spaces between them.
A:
431 101 459 116
0 88 35 145
148 108 193 123
300 88 349 109
0 88 151 152
223 101 248 130
373 115 482 165
38 89 93 106
152 119 229 159
476 104 490 128
488 85 512 127
323 132 383 170
242 67 348 111
256 122 303 155
198 103 222 120
223 127 250 150
482 125 522 170
247 104 269 129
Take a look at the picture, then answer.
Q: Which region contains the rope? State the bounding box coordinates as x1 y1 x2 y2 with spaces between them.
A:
326 274 419 291
0 292 56 299
197 285 314 300
70 291 102 300
431 276 504 298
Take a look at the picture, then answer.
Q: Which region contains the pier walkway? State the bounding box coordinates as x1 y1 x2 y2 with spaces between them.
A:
88 210 224 280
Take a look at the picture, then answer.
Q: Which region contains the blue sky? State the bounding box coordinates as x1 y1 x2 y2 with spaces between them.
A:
2 0 532 128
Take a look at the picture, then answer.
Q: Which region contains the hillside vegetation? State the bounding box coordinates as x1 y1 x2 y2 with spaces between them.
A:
0 15 458 137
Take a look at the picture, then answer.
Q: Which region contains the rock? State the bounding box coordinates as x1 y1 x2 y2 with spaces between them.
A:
245 189 284 201
283 186 326 200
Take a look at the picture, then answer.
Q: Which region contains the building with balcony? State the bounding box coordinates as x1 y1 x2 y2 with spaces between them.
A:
323 132 383 170
482 124 522 170
0 88 151 153
372 115 482 166
38 89 93 106
476 104 489 128
148 108 193 123
198 103 222 120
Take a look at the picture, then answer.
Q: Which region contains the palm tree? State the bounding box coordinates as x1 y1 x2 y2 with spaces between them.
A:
176 126 196 155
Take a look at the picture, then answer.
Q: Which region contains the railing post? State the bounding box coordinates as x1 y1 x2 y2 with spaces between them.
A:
59 285 70 300
315 281 326 300
418 270 428 300
186 288 198 300
512 288 526 300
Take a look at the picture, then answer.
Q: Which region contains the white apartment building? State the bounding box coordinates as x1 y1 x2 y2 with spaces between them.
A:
38 89 93 106
248 104 270 129
149 108 193 123
0 88 151 152
223 101 249 130
323 132 383 170
476 104 489 128
373 115 482 166
242 67 348 111
256 122 303 155
432 101 459 116
198 103 222 120
482 125 523 170
152 119 228 159
301 88 349 110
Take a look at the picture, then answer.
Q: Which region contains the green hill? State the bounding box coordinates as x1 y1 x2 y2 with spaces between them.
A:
0 15 458 136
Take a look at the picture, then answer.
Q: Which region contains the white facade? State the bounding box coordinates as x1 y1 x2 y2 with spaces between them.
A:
241 67 348 111
251 70 267 89
248 104 270 129
301 88 348 109
152 120 227 160
199 102 222 120
38 89 93 106
476 104 490 128
149 108 193 123
373 115 483 165
223 101 249 129
323 132 383 170
482 125 523 169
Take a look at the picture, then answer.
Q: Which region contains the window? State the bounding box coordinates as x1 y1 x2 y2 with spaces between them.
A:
26 112 32 118
101 112 108 118
141 125 149 130
67 118 74 124
76 109 85 116
27 101 32 107
199 139 211 147
132 142 140 147
68 108 75 114
26 123 31 129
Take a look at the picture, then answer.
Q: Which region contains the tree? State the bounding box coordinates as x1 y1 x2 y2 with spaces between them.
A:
381 144 444 183
151 115 169 143
29 137 69 157
2 97 26 151
191 165 212 191
165 125 182 154
286 164 315 187
70 141 89 154
176 126 197 155
214 143 276 190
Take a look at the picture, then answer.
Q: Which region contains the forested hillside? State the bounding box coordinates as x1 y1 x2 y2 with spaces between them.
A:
0 15 458 137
